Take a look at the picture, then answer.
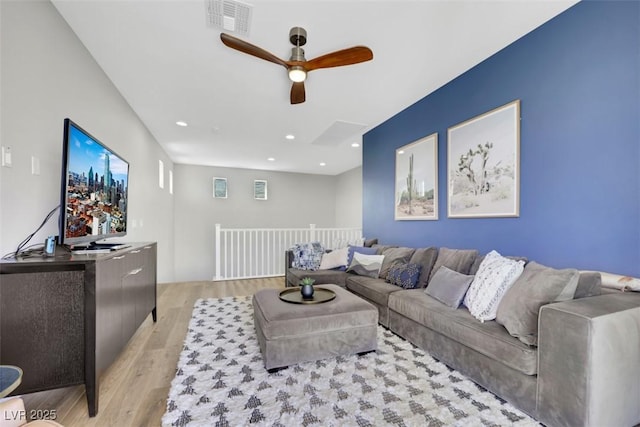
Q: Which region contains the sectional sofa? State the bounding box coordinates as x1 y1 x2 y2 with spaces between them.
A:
284 244 640 427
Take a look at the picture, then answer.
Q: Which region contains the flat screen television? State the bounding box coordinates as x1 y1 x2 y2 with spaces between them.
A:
58 118 129 248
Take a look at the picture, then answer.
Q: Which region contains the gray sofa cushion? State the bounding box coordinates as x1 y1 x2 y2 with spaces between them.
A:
371 244 398 254
425 266 474 308
409 247 438 289
346 275 401 308
428 247 478 283
496 261 580 346
287 268 349 287
379 247 415 279
574 271 602 299
388 289 538 375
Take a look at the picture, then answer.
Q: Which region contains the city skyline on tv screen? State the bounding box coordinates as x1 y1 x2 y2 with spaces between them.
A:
63 122 128 242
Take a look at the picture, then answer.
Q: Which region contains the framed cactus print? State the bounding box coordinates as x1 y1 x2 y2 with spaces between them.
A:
447 100 520 218
395 132 438 220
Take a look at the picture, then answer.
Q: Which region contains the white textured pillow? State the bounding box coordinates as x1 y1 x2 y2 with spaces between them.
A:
463 250 525 321
319 247 349 270
347 252 385 278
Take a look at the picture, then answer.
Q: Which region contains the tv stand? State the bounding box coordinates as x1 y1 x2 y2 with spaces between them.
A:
69 242 131 254
71 242 131 251
0 242 157 417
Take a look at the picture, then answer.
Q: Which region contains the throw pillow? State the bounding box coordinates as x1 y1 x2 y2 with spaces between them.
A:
425 266 475 308
409 247 439 289
346 252 385 278
346 245 378 266
318 247 349 270
387 263 422 289
379 247 416 279
496 261 579 346
463 250 525 322
291 242 325 271
469 254 528 275
428 247 478 283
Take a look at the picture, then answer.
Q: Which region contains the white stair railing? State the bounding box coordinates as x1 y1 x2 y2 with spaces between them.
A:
214 224 362 281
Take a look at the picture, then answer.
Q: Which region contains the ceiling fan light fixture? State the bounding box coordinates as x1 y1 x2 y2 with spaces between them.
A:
288 66 306 83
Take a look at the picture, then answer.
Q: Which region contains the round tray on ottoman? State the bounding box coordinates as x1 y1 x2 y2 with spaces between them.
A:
278 287 336 304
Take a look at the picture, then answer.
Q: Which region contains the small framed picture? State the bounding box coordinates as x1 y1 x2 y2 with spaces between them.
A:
213 177 227 198
254 180 267 200
395 132 438 220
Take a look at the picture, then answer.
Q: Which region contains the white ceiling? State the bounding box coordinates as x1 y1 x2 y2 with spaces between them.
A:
51 0 577 176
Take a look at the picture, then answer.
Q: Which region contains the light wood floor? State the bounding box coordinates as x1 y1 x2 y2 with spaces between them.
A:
21 277 286 427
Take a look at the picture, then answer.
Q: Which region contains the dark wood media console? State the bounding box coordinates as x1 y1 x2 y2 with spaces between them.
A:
0 242 157 416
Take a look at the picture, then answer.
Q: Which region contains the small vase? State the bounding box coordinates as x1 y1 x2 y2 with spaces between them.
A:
300 284 314 299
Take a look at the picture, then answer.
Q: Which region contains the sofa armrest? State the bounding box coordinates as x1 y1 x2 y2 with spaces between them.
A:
537 292 640 427
284 250 294 286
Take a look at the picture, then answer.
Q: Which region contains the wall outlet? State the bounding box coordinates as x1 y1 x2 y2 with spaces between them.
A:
1 146 12 167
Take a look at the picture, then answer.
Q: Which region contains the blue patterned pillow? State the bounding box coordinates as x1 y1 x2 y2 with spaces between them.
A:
387 263 422 289
291 242 325 270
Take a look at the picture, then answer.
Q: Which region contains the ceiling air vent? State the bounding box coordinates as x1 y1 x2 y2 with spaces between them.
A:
206 0 253 37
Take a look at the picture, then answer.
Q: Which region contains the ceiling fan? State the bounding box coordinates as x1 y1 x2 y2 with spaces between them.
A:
220 27 373 105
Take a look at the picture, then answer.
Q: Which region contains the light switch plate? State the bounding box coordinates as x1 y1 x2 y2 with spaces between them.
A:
1 146 12 167
31 156 40 175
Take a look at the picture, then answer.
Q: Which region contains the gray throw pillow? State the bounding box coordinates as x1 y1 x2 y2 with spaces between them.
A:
379 247 416 279
425 266 475 308
573 272 602 299
409 247 439 289
496 261 580 346
428 247 478 283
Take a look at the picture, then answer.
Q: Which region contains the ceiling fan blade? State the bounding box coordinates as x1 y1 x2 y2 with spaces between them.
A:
290 82 306 104
220 33 288 68
304 46 373 71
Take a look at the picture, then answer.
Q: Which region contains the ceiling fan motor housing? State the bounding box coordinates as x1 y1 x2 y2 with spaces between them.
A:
289 27 307 46
290 47 305 62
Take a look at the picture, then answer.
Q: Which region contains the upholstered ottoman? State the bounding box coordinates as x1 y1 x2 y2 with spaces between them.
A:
252 284 378 371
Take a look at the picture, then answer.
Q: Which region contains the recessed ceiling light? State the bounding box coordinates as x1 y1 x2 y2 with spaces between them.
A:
285 134 295 140
398 150 405 154
267 157 275 161
320 162 326 166
176 121 188 127
351 142 360 148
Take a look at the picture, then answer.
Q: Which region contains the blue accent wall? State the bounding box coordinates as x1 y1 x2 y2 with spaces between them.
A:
363 1 640 276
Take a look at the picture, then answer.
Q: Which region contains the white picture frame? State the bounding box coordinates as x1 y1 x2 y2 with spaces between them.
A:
447 100 520 218
254 180 267 200
213 177 227 198
395 132 438 220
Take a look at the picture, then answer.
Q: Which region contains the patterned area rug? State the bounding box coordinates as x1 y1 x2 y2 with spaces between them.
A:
163 296 539 427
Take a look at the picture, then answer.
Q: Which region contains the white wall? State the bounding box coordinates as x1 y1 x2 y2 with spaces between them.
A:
0 0 363 284
0 0 175 282
173 164 363 281
334 166 362 228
